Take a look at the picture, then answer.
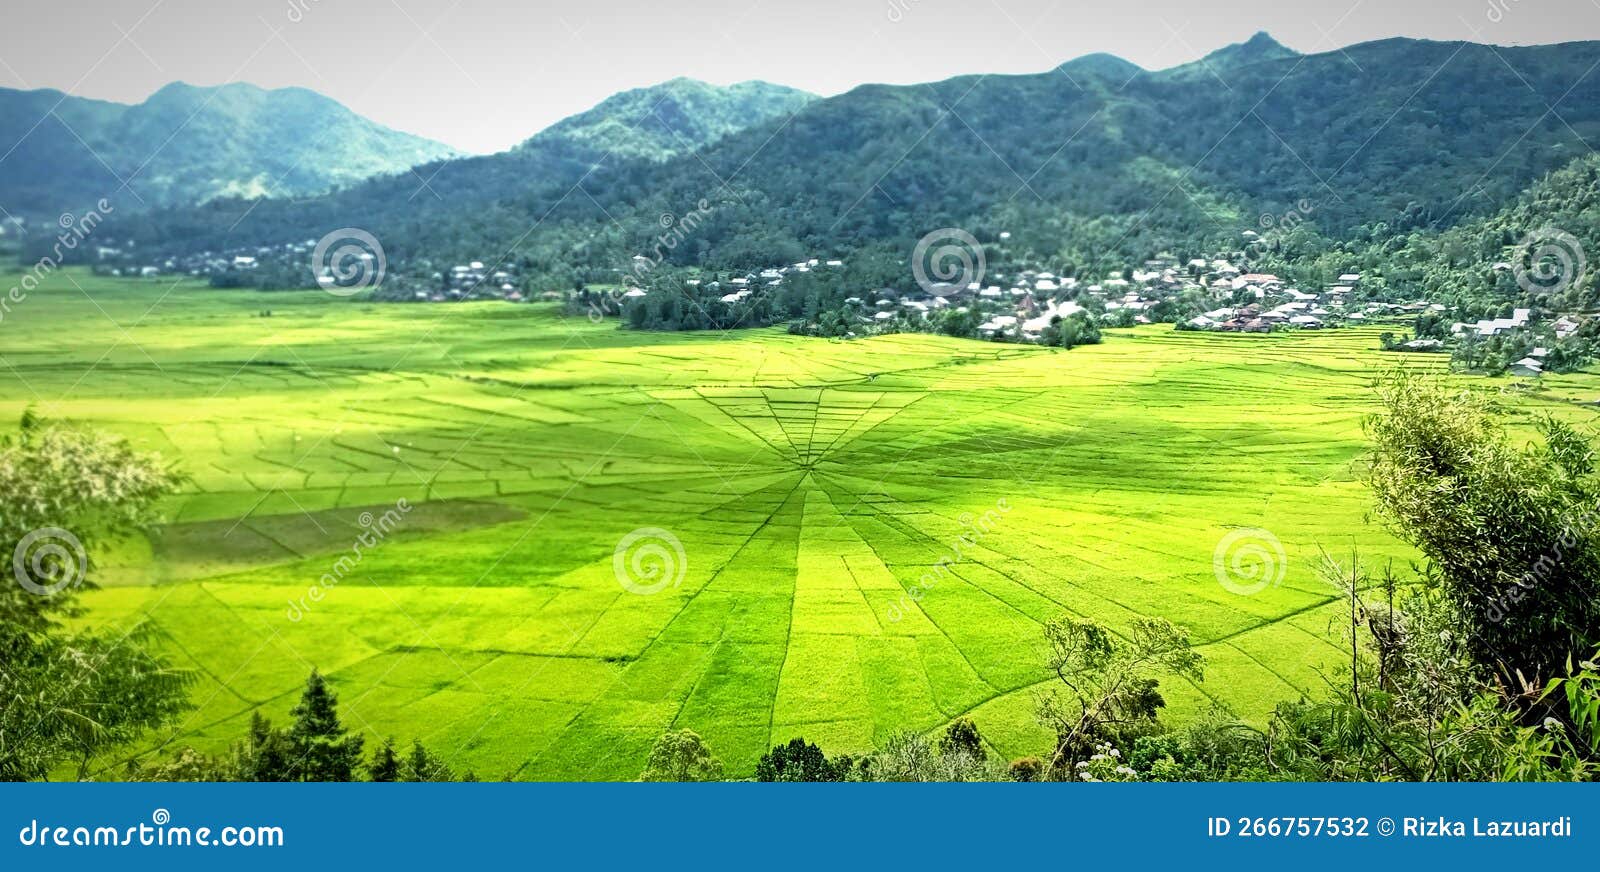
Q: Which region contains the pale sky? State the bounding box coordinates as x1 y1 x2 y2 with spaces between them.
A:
5 0 1600 154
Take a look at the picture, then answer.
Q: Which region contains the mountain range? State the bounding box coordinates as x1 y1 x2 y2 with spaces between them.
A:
0 77 816 223
26 34 1600 293
0 82 458 214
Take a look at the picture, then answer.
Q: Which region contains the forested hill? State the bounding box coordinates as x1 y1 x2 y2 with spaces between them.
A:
1409 152 1600 312
0 82 457 215
121 34 1600 284
117 77 818 264
525 78 817 163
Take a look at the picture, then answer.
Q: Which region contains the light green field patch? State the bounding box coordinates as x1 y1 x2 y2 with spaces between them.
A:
6 269 1556 780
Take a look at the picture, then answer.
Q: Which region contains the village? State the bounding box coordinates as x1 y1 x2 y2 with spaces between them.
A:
74 226 1592 378
786 242 1441 344
70 223 1425 340
86 236 539 301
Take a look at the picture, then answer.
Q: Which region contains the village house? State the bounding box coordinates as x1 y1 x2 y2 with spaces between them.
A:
1510 357 1545 377
978 314 1019 337
1454 308 1532 337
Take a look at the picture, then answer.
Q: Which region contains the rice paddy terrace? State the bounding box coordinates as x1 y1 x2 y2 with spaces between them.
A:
6 269 1567 779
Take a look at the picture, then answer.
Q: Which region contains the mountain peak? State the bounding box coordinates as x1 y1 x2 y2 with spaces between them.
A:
1057 52 1144 80
148 80 264 99
518 78 816 161
1197 31 1299 68
1243 31 1289 51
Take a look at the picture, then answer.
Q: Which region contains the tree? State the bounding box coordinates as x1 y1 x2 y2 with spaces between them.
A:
1413 311 1449 340
129 720 480 783
54 637 194 780
125 747 236 783
286 670 364 782
934 307 980 338
1248 554 1600 782
1366 373 1600 684
1037 617 1203 778
1008 757 1045 782
754 737 845 782
369 737 401 782
863 731 940 782
0 419 189 781
1103 308 1137 329
861 730 1001 782
938 718 987 763
238 712 294 782
639 729 723 782
1057 311 1102 349
401 739 457 782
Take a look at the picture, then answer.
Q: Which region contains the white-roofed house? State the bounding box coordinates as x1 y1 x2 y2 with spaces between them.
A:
1510 357 1544 377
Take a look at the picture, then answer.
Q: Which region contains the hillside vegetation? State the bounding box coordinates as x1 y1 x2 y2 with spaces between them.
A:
0 82 458 214
118 35 1600 288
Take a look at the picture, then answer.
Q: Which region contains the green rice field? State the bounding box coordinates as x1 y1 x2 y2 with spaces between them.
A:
6 269 1593 780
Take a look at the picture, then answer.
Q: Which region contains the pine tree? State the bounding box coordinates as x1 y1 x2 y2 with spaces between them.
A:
369 736 401 782
240 712 293 782
286 670 364 782
402 739 456 782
